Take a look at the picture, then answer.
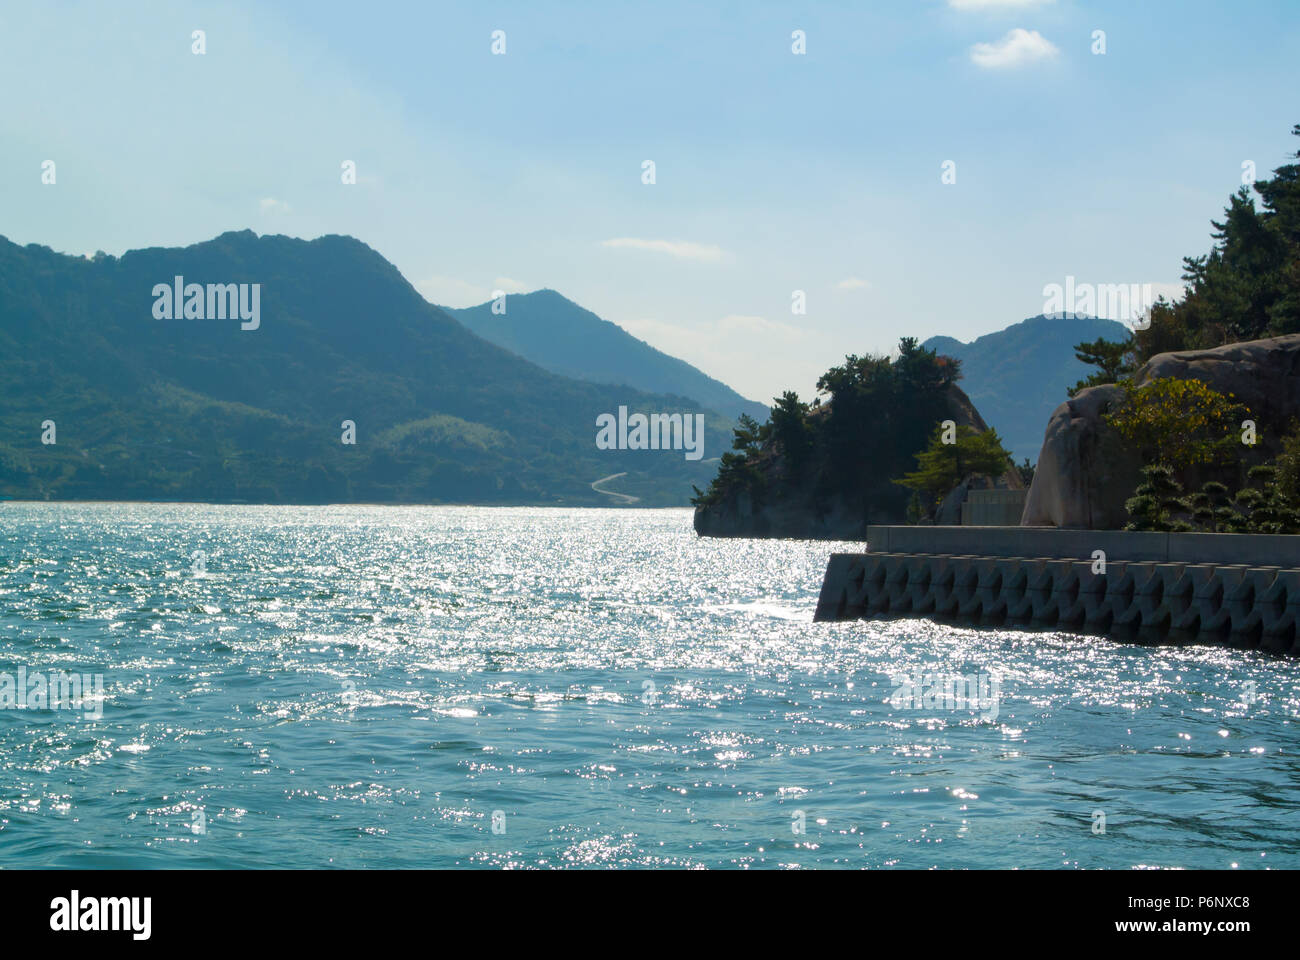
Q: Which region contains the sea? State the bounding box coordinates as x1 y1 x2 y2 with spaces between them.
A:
1 503 1296 869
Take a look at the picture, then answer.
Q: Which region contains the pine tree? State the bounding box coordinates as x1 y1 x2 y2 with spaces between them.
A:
1067 336 1135 396
1125 464 1190 531
1189 480 1235 532
895 423 1012 517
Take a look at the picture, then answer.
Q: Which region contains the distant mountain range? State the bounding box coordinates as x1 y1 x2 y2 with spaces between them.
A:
0 228 1127 505
446 290 770 424
924 315 1132 462
0 231 728 505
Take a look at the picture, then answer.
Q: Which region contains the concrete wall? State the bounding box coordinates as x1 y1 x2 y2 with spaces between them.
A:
866 525 1300 569
961 490 1027 526
818 526 1300 653
814 551 1300 654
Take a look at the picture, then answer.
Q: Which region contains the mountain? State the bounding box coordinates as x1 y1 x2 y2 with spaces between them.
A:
0 231 728 505
923 315 1132 462
445 290 770 424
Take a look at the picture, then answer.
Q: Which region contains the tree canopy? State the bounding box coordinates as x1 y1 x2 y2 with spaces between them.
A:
692 337 978 523
1068 121 1300 390
1103 376 1246 471
895 423 1013 505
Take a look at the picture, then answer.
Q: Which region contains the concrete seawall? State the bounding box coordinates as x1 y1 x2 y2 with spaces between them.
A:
814 526 1300 654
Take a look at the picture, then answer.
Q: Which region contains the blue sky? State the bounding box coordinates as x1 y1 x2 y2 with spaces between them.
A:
2 0 1297 405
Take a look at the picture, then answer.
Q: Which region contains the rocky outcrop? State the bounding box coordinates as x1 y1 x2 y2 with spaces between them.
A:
1019 383 1136 528
694 382 1020 540
692 488 877 540
1022 334 1300 528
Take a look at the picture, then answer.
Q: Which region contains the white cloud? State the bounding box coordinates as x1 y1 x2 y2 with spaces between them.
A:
600 238 728 262
492 276 529 293
970 28 1059 68
258 196 291 215
950 0 1054 9
837 277 869 290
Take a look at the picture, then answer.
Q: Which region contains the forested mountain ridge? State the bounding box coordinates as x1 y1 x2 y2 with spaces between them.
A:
0 230 724 504
447 289 769 424
923 314 1132 462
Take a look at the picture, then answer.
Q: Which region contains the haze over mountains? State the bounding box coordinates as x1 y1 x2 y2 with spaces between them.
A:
0 231 725 505
450 293 1121 466
0 223 1127 506
447 290 770 424
924 315 1132 462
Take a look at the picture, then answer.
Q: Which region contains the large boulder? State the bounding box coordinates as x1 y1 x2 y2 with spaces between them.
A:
1139 335 1300 421
1020 383 1135 528
1022 334 1300 528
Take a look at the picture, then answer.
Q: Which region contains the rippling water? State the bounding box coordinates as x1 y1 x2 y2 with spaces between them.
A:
1 503 1297 869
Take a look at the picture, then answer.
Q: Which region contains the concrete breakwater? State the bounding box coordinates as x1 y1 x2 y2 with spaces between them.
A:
815 526 1300 654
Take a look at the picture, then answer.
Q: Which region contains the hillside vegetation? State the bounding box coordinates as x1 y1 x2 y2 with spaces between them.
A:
0 231 724 504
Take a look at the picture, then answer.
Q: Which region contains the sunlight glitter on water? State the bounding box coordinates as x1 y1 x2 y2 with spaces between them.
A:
0 503 1297 868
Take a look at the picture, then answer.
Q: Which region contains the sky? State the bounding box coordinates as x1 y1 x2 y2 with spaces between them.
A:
2 0 1298 406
